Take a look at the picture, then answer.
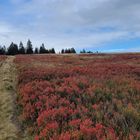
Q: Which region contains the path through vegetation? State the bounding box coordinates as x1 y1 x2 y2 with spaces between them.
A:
0 56 24 140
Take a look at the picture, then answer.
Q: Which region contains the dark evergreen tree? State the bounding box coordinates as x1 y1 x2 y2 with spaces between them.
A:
65 49 68 53
70 48 76 53
80 49 86 53
52 48 55 54
66 48 71 53
26 39 33 54
61 49 64 54
34 47 39 54
39 43 47 54
87 51 93 53
61 48 76 54
18 41 25 54
49 48 55 54
7 42 18 55
0 46 6 55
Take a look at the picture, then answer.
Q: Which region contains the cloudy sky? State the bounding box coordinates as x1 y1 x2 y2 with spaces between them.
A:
0 0 140 52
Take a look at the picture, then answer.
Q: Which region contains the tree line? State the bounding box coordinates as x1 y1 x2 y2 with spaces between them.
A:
0 39 77 55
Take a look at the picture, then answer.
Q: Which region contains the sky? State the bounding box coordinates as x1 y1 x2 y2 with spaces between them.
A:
0 0 140 52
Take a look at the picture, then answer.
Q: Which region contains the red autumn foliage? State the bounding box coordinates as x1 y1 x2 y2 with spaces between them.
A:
15 54 140 140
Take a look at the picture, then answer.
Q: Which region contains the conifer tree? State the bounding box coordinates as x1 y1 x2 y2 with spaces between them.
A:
26 39 33 54
18 41 25 54
39 43 46 54
0 46 6 55
7 42 18 55
34 47 39 54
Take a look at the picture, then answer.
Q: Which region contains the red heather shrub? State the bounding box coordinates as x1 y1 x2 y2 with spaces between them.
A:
69 119 81 127
15 54 140 140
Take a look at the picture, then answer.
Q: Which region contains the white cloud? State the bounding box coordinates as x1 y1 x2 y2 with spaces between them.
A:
1 0 140 52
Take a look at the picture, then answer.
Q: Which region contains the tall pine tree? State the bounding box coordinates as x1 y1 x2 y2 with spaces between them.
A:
0 46 6 55
7 42 18 55
18 41 25 54
26 39 33 54
39 43 47 54
34 47 39 54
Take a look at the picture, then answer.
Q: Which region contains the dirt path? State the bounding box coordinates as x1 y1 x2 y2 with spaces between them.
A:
0 56 22 140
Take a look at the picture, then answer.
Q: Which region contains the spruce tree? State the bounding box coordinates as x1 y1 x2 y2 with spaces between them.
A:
39 43 46 54
34 47 39 54
0 46 6 55
26 39 33 54
18 41 25 54
7 42 18 55
61 49 64 54
80 49 86 53
70 48 76 53
49 48 55 54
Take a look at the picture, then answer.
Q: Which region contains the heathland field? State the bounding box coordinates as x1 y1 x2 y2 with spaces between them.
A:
0 53 140 140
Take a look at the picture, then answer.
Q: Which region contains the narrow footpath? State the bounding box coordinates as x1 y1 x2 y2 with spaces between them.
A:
0 56 25 140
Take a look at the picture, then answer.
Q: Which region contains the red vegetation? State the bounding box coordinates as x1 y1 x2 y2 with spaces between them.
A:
15 54 140 140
